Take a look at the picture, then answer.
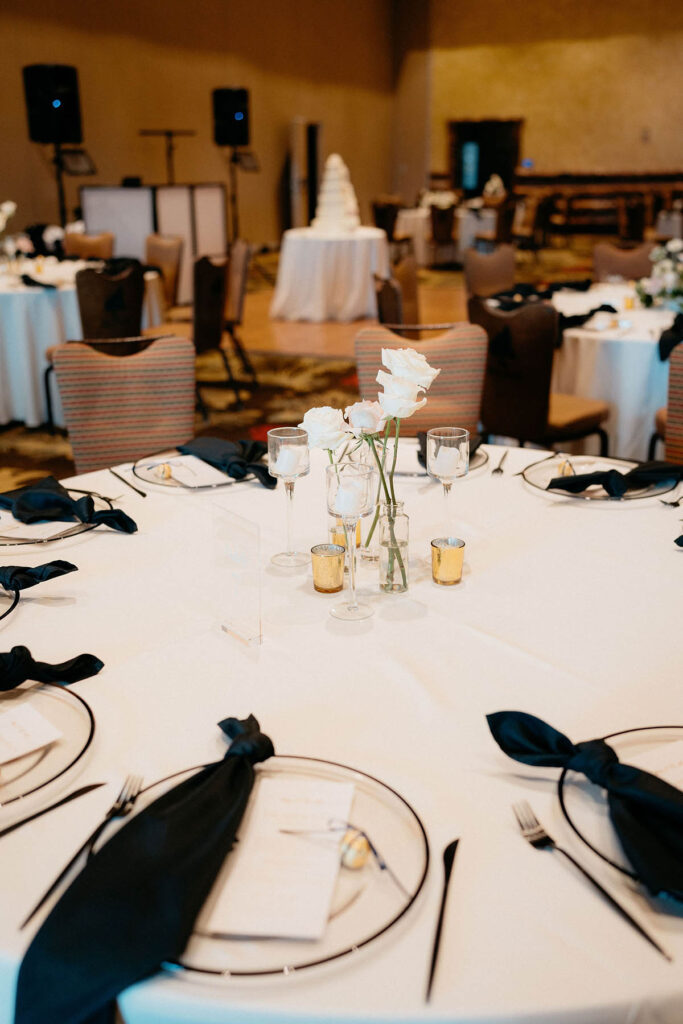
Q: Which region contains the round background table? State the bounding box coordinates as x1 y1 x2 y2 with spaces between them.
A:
270 226 389 322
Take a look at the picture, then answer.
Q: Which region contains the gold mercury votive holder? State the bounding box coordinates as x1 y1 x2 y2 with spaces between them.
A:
311 543 346 594
431 537 465 586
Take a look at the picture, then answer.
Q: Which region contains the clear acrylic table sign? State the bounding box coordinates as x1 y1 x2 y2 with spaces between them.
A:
209 499 263 646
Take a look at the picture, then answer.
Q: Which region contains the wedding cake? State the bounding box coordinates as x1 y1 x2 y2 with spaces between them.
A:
311 154 361 233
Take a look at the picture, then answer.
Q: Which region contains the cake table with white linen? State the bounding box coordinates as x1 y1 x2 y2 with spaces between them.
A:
270 227 389 322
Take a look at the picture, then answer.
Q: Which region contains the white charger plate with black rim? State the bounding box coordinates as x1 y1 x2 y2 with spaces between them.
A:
522 454 677 502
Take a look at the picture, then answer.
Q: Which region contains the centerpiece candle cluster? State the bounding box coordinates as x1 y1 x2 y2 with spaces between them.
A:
300 346 441 595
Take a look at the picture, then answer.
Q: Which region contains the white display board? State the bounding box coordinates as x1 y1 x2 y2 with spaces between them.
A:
81 184 228 303
81 187 155 260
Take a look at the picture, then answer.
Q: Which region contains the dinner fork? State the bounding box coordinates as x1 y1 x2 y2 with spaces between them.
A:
512 801 671 961
660 493 682 508
21 774 143 928
491 450 508 475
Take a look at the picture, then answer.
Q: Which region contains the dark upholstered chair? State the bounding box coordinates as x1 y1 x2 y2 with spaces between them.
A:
75 264 145 338
52 336 196 473
468 297 610 454
593 242 654 282
145 234 183 308
464 245 516 298
648 345 683 461
428 205 457 264
354 323 488 438
64 232 114 260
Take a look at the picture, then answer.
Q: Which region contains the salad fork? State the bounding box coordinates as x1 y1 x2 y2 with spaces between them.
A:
513 801 671 961
491 450 508 476
22 774 143 928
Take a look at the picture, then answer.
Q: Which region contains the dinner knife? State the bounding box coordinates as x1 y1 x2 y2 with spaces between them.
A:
425 838 460 1002
0 783 105 839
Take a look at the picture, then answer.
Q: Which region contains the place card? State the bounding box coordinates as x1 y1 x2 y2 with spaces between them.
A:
199 776 354 941
0 704 62 766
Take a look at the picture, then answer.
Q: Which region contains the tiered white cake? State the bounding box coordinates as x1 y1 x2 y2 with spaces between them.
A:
311 154 360 233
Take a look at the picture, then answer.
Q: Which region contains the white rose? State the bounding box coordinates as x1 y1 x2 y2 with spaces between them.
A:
0 201 17 219
376 370 427 419
344 400 386 436
381 348 440 389
298 406 350 451
666 238 683 254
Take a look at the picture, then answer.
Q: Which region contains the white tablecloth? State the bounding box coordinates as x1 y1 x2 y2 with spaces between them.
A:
552 284 673 460
0 260 165 428
0 443 681 1024
270 227 389 322
394 207 497 266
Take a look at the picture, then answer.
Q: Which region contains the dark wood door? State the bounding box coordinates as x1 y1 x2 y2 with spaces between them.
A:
448 120 522 197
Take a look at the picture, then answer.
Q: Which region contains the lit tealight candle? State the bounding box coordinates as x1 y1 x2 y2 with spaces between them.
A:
273 446 301 476
335 479 364 517
432 446 461 478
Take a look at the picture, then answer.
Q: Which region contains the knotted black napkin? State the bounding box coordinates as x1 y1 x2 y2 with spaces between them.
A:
178 437 277 489
547 460 683 498
0 645 103 691
417 431 482 468
15 714 274 1024
0 560 77 593
487 711 683 900
659 313 683 361
20 275 57 291
0 477 137 534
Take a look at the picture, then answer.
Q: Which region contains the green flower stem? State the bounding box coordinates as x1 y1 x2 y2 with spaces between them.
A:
389 418 400 504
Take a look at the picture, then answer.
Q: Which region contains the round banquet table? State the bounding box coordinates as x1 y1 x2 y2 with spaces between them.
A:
270 227 389 322
394 207 497 266
0 259 165 428
551 283 673 460
0 443 681 1024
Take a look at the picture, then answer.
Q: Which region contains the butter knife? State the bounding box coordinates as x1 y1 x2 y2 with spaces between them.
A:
425 838 460 1002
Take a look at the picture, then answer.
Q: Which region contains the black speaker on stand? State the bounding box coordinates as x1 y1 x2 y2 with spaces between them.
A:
23 64 84 227
213 88 252 241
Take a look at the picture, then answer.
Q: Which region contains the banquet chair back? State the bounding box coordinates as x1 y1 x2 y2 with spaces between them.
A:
394 254 420 326
375 275 403 326
665 345 683 462
429 205 456 246
193 256 227 356
468 297 609 453
64 232 115 260
75 264 145 339
464 244 516 297
593 242 653 282
53 336 196 473
354 324 487 437
372 201 401 242
145 234 183 308
225 239 250 328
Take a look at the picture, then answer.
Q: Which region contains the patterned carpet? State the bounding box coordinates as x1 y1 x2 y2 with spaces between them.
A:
0 351 359 492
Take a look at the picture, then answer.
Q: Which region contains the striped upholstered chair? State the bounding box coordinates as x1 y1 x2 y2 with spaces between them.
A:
648 345 683 461
354 324 488 437
52 336 196 473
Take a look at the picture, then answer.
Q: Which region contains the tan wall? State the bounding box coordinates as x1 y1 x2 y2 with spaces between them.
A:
429 0 683 176
0 0 393 244
391 0 431 204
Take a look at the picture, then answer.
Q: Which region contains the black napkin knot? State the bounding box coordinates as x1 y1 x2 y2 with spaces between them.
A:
0 645 103 691
0 560 77 592
219 714 275 764
659 312 683 362
567 739 619 788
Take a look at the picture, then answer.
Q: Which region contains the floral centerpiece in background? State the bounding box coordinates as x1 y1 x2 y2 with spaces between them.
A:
300 346 440 593
637 239 683 312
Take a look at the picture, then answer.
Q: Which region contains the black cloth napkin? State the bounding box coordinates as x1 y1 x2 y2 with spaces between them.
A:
0 645 103 692
658 313 683 361
547 460 683 498
0 561 77 593
178 437 277 489
417 431 482 469
21 275 57 291
0 477 137 534
15 714 275 1024
487 710 683 900
675 534 683 547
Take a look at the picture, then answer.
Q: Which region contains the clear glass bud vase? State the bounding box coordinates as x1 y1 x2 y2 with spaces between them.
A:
378 501 409 594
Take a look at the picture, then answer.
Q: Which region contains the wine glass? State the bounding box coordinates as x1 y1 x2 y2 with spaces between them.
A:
267 427 310 567
426 427 469 533
325 462 376 620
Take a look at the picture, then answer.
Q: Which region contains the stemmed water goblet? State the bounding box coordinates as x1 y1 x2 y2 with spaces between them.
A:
267 427 310 567
325 462 377 621
426 427 469 533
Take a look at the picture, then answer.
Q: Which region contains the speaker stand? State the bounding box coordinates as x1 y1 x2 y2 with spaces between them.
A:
139 129 196 185
53 142 67 228
228 147 240 241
